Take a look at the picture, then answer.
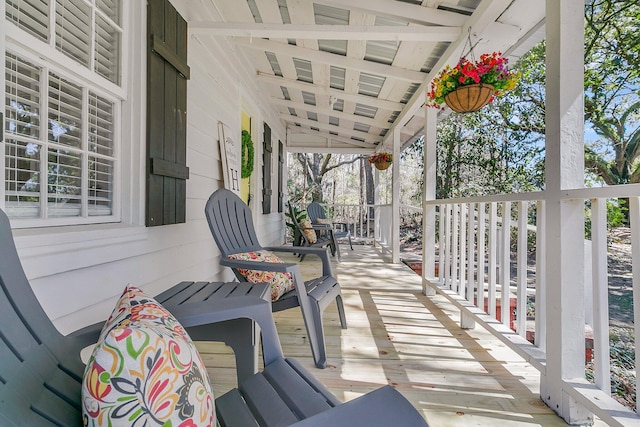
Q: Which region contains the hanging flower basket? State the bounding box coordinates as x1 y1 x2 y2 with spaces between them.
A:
444 83 494 113
374 161 392 170
368 152 392 171
426 52 520 112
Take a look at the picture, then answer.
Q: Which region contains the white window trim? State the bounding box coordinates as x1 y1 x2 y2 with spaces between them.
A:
2 0 147 234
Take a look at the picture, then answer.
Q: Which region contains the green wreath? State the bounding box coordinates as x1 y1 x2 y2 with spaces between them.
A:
241 129 254 179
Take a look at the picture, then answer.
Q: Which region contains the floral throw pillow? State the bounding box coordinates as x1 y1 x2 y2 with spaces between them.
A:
82 285 214 427
228 250 296 301
299 218 317 243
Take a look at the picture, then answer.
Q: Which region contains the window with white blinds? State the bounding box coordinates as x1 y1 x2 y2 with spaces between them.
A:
4 0 121 223
5 53 117 220
6 0 122 85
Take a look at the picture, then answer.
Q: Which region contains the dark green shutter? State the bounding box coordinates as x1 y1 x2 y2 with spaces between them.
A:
278 140 284 213
146 0 190 226
262 123 272 214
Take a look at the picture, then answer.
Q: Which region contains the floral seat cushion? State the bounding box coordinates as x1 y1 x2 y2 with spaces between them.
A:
228 250 295 301
82 285 214 427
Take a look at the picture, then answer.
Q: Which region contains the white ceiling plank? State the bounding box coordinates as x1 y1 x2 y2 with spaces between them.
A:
313 0 467 26
312 62 330 110
281 114 382 143
189 23 461 41
210 0 254 22
271 98 390 128
286 0 319 50
235 38 426 83
257 73 405 111
253 0 282 23
251 0 300 80
343 12 376 117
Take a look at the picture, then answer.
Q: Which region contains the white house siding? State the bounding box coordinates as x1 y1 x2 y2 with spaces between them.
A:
7 0 286 334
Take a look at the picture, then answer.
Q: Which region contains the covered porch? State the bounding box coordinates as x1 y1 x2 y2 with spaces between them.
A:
3 0 637 425
198 246 604 426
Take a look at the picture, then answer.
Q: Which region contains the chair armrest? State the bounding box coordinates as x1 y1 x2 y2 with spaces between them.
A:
168 297 285 365
66 321 104 349
292 385 428 427
301 224 331 231
221 258 299 274
264 246 334 277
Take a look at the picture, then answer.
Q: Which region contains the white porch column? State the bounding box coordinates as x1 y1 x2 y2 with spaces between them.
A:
374 165 380 245
391 127 401 263
542 0 591 423
422 106 437 296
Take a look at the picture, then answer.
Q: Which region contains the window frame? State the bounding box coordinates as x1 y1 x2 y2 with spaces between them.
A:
2 0 138 228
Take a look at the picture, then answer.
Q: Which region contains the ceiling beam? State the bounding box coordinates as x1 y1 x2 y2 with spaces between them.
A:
312 0 467 27
190 22 461 42
235 38 426 83
271 98 390 129
287 129 375 152
281 114 382 144
257 73 405 112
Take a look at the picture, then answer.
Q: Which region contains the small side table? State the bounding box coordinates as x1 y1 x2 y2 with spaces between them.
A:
156 281 282 385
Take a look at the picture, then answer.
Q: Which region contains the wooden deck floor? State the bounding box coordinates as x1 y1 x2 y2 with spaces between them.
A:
197 244 601 426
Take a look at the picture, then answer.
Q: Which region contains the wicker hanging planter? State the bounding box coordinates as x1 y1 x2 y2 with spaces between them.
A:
374 161 392 171
444 83 494 113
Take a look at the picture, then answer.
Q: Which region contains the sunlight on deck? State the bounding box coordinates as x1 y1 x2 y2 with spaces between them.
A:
197 244 604 426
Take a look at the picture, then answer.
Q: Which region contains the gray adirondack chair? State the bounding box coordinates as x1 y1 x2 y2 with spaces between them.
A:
288 201 338 261
0 207 277 424
307 201 354 251
206 188 347 368
0 208 104 426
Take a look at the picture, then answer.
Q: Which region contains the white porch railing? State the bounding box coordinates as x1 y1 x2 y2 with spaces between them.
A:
424 186 640 427
305 203 376 240
317 203 419 251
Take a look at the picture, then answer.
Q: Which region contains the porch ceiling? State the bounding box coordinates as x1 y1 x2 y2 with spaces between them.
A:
183 0 545 154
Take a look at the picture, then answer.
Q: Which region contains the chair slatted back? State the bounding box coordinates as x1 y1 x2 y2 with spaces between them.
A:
0 209 87 426
205 189 263 257
307 202 326 223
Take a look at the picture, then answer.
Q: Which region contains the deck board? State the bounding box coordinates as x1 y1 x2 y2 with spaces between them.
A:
197 245 605 426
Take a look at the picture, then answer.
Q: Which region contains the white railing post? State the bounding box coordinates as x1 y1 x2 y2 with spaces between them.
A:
422 106 437 295
444 204 452 289
439 204 445 283
488 202 498 317
391 127 401 263
459 203 467 298
500 202 511 329
591 198 610 394
477 202 486 312
516 201 528 338
374 169 380 245
452 204 459 293
535 200 546 352
467 202 476 303
630 197 640 413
